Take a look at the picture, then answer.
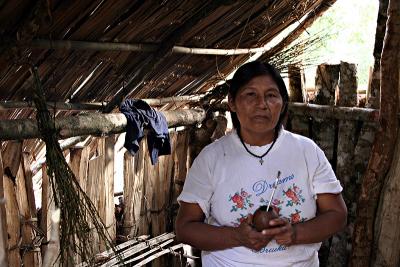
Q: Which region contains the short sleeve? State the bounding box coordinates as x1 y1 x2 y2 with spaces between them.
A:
311 145 343 195
177 148 214 218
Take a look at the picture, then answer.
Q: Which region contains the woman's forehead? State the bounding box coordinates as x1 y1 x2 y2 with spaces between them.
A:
241 75 279 89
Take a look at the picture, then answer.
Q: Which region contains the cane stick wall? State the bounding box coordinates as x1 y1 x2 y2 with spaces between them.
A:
0 62 379 266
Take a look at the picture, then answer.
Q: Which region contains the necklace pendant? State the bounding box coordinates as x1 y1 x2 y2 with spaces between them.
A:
259 158 264 165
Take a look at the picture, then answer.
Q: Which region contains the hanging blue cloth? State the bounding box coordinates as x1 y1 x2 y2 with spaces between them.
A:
120 99 171 165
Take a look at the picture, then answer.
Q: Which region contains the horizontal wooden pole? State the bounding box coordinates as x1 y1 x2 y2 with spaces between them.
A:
213 102 380 122
0 109 205 141
0 96 203 111
29 39 271 56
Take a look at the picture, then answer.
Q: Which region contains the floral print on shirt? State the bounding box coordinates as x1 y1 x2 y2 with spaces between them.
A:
228 188 254 212
283 183 305 207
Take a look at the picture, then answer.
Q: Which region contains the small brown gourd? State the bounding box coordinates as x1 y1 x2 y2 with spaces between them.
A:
253 205 279 232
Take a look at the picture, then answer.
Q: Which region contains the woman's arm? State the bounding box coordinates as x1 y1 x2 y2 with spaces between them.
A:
175 201 272 251
263 193 347 245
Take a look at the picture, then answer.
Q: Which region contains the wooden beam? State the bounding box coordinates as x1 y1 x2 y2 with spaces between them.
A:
0 108 206 140
0 95 203 111
213 102 380 122
350 0 400 265
28 39 276 55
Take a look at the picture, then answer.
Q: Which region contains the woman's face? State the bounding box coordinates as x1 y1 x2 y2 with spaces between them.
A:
229 75 284 140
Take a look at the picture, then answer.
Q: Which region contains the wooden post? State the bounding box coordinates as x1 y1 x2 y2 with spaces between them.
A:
312 64 339 265
351 0 400 264
2 141 23 266
0 152 8 267
288 65 309 137
312 64 339 162
327 62 358 267
288 65 304 102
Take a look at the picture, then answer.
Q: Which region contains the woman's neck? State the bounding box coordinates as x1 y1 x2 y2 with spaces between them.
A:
239 128 275 146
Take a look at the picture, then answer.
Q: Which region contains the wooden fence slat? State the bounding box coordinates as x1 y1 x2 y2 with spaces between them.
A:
123 151 135 237
87 151 105 254
2 142 22 266
0 152 8 267
142 140 154 236
16 158 39 266
136 142 149 236
40 164 55 264
69 146 90 192
104 136 116 242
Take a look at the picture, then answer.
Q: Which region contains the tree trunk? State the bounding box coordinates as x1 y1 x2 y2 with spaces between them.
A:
350 0 400 265
373 130 400 266
0 108 206 141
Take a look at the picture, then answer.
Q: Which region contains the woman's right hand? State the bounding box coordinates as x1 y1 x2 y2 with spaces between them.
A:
236 214 273 251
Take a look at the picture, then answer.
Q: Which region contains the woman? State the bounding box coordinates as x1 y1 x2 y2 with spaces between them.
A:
175 61 347 266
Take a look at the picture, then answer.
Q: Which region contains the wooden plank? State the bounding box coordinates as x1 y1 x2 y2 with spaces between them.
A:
100 232 175 267
104 136 116 242
0 152 8 267
2 142 22 266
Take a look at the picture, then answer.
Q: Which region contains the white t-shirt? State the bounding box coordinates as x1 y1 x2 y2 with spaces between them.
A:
177 129 343 267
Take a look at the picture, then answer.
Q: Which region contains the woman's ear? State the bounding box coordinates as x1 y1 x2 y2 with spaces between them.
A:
228 94 236 112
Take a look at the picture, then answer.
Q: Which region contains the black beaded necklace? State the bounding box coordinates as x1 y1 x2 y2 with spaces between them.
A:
237 130 277 165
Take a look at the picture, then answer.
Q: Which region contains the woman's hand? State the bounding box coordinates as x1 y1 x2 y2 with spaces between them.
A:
261 218 296 246
236 214 272 251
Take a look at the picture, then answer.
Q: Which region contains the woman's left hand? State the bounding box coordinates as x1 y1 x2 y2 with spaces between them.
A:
261 218 296 246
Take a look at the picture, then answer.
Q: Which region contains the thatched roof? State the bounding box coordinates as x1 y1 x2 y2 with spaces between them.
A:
0 1 334 116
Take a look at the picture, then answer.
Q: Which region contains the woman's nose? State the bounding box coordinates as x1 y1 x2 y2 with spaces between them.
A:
256 95 268 108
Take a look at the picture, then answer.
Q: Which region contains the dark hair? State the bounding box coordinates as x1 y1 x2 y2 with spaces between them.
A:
229 61 289 134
